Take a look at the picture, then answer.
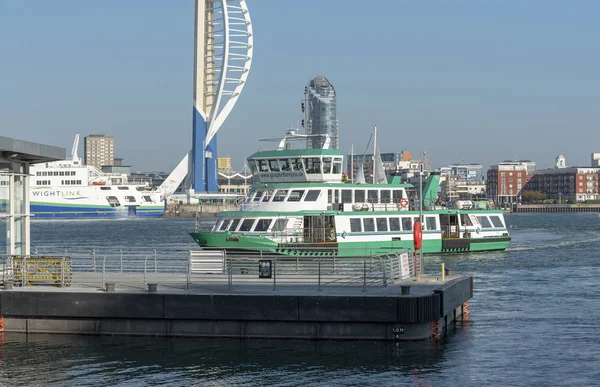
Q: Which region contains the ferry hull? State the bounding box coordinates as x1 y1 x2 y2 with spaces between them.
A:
31 203 165 219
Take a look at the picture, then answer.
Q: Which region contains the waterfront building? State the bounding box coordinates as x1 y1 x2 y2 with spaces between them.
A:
84 134 114 168
217 157 232 173
439 164 485 200
524 154 600 202
305 76 338 149
217 169 252 195
486 161 534 205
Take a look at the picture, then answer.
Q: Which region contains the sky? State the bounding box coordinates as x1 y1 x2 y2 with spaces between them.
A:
1 0 599 173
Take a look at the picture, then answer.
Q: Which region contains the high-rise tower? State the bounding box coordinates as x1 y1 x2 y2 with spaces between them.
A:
191 0 253 193
304 76 338 149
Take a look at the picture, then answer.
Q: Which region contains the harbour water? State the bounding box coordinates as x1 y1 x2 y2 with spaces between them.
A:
1 213 600 386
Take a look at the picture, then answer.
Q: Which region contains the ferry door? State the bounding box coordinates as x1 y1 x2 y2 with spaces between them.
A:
128 206 137 216
303 215 336 243
440 214 460 239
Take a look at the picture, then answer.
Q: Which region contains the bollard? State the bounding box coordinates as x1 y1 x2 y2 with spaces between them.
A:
105 282 116 292
401 285 411 295
3 280 13 291
147 283 158 293
442 263 445 281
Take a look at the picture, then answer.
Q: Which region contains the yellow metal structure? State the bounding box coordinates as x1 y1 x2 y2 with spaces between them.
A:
12 256 72 287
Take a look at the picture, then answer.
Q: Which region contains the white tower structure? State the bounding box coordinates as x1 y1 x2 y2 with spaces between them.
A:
190 0 253 193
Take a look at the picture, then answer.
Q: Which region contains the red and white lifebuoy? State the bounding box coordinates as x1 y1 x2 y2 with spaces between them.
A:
413 221 422 250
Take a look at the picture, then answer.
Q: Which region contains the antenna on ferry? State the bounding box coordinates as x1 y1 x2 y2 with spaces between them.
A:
71 134 81 164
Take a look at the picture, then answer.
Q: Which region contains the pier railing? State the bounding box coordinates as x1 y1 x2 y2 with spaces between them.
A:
0 247 415 292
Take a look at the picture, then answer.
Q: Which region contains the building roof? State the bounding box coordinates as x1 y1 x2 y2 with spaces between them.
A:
0 136 65 164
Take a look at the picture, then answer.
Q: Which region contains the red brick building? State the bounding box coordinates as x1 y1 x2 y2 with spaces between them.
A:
486 161 534 205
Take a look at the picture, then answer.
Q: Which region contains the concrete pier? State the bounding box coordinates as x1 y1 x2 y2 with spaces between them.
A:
0 275 472 342
513 204 600 213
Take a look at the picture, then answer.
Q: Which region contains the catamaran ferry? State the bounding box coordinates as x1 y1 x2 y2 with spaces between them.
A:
190 132 510 256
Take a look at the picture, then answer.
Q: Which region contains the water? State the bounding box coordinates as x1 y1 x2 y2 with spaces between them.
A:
1 213 600 386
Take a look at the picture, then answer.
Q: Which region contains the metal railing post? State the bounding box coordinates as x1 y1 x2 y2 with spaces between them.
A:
92 248 96 272
318 258 321 291
119 249 123 273
228 260 232 290
22 257 27 287
144 256 148 287
61 256 65 287
363 259 367 292
154 249 157 273
186 250 191 289
102 256 106 290
382 256 388 287
273 258 277 291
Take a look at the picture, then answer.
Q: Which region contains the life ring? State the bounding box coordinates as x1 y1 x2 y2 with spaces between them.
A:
399 198 408 208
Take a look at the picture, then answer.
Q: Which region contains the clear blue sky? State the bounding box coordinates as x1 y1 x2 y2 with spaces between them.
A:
1 0 598 172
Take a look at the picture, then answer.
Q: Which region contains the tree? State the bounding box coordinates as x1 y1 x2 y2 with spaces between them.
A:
521 190 546 203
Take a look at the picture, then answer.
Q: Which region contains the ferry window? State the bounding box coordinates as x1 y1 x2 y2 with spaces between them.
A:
125 196 136 203
239 219 255 231
258 160 269 172
355 190 365 202
389 218 401 231
328 189 332 203
426 216 437 231
461 214 473 226
100 187 111 190
143 195 152 202
376 218 388 232
219 219 232 231
333 158 342 174
476 216 493 228
306 158 322 174
250 160 259 174
280 159 291 171
269 159 280 172
381 190 391 203
287 190 305 202
60 171 64 176
106 196 121 207
229 219 241 231
367 190 378 203
262 190 274 202
402 217 413 231
254 219 272 232
489 215 505 228
363 218 375 232
36 172 40 176
272 218 288 232
393 190 404 203
253 190 264 202
291 158 304 171
342 190 352 203
350 218 362 232
335 190 340 203
323 157 332 174
273 190 288 202
118 187 129 190
77 180 81 184
304 190 320 201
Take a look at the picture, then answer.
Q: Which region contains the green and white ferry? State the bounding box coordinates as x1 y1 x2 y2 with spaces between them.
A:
190 134 510 256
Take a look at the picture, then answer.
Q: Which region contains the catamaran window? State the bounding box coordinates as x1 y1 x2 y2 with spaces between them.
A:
304 190 320 201
262 190 274 202
342 190 352 203
381 190 391 203
323 157 332 174
287 190 305 202
476 216 493 228
367 190 378 203
402 217 412 231
305 158 322 174
229 219 241 231
376 218 388 232
392 190 403 203
118 187 129 190
389 218 401 231
334 190 340 203
125 196 136 203
328 189 332 203
333 158 342 174
363 218 375 232
106 196 121 207
239 219 255 231
213 219 223 232
426 216 437 231
254 219 272 232
461 214 473 226
272 219 288 232
350 218 362 232
489 215 505 228
250 160 259 174
219 219 232 231
100 187 111 190
258 160 269 172
253 190 264 202
280 159 291 171
273 190 288 202
355 190 365 202
291 158 304 171
143 195 153 202
269 159 281 172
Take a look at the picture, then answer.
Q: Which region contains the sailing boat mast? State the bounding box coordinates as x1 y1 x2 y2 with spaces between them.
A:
373 125 377 183
350 144 354 182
